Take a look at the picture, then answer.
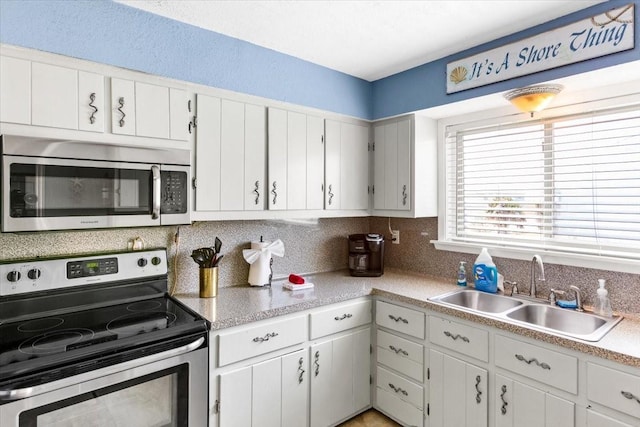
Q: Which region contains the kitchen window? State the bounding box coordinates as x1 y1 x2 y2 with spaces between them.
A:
435 98 640 272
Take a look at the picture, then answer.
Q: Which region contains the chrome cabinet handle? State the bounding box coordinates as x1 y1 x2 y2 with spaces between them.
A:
500 385 508 415
389 345 408 356
515 354 551 370
402 184 407 205
621 391 640 404
252 332 278 343
475 375 482 403
297 357 305 384
117 97 126 127
271 181 277 205
253 181 260 205
388 314 408 324
189 115 197 134
444 331 470 343
388 383 408 396
314 350 320 377
328 184 334 205
89 92 98 124
334 313 352 321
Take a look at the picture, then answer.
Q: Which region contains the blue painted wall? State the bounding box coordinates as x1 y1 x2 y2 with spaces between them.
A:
372 0 640 119
0 0 637 120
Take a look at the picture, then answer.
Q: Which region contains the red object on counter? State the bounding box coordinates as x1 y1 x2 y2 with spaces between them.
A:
288 274 305 285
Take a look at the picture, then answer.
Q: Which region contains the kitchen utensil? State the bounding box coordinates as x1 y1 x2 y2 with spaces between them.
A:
214 237 222 255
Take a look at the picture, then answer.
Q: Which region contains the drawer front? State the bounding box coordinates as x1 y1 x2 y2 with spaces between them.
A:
588 362 640 419
376 387 424 427
495 334 578 394
218 315 307 367
587 410 635 427
377 330 424 382
429 315 489 362
377 366 423 409
309 299 372 339
376 300 425 339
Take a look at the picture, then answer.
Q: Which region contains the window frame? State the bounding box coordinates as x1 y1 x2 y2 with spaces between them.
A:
433 92 640 274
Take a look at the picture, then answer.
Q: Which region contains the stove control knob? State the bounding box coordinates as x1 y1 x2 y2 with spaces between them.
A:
151 256 162 266
137 258 148 267
27 268 41 280
7 270 21 282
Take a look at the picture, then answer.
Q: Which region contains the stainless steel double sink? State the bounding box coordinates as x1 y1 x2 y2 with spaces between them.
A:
429 289 623 342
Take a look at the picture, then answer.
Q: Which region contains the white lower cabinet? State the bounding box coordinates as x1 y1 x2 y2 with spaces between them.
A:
218 348 308 427
310 327 371 427
429 349 488 427
494 373 574 427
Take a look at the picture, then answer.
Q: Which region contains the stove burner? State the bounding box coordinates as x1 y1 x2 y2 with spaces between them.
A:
17 317 64 332
107 312 177 338
18 328 95 355
127 300 163 312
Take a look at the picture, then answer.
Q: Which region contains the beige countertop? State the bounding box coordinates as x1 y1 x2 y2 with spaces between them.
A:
176 268 640 368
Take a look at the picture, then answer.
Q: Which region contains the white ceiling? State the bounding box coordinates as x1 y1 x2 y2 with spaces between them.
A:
115 0 605 81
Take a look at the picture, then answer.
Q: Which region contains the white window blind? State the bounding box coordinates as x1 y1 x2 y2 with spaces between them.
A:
444 104 640 261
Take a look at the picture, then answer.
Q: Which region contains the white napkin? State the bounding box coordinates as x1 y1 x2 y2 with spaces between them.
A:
283 282 314 291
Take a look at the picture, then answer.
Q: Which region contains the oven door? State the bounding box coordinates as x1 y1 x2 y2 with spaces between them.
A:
2 155 162 232
0 338 208 427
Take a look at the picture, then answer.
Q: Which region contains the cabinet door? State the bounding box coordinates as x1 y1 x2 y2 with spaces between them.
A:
111 78 136 135
310 340 333 427
352 327 371 411
195 94 221 211
268 108 287 210
78 71 104 132
282 349 309 427
244 104 266 210
324 120 341 210
135 81 170 139
287 111 307 210
0 56 31 124
252 357 282 427
219 366 252 427
429 349 488 427
332 334 355 422
32 62 78 130
306 115 325 210
340 122 369 210
397 119 411 210
383 122 399 210
373 124 386 210
169 88 188 140
220 99 245 211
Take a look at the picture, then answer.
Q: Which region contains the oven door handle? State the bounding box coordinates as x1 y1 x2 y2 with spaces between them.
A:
0 336 205 401
151 165 161 220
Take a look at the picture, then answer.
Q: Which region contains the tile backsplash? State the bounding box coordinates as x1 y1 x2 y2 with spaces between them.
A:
1 216 638 314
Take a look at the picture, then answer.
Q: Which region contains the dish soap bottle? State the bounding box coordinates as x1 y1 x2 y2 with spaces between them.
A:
473 248 498 293
457 261 467 287
594 279 613 317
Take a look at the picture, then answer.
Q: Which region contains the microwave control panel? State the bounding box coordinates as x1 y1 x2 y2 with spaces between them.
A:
161 171 188 214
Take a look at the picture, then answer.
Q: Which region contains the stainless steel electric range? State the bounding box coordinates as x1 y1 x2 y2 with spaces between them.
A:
0 249 209 427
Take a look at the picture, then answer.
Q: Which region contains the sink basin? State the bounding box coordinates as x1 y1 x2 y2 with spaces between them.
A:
431 289 523 313
506 304 623 341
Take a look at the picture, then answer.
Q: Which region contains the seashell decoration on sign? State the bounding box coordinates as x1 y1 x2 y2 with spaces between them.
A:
449 66 468 84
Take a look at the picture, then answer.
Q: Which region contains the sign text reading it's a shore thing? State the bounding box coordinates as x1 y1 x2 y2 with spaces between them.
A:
446 3 635 94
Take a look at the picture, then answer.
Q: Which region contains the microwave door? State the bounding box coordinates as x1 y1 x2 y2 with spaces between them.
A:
2 156 160 232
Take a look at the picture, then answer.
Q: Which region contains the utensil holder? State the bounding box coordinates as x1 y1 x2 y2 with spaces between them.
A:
200 267 218 298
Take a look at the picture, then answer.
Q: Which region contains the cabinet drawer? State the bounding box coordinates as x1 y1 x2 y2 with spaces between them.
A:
309 299 371 339
587 410 635 427
376 387 423 427
588 362 640 419
218 315 307 367
429 315 489 362
377 330 424 382
377 366 423 409
495 334 578 394
376 300 425 339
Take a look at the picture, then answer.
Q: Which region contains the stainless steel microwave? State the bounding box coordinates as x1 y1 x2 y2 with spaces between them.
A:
1 135 191 232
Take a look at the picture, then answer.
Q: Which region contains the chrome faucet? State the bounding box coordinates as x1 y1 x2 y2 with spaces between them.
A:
530 254 545 298
569 285 584 312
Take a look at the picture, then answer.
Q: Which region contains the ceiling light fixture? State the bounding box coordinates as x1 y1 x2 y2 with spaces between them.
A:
504 84 563 117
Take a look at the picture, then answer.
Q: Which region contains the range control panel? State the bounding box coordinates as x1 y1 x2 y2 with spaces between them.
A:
0 249 167 297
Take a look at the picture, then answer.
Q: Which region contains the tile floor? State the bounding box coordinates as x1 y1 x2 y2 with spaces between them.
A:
338 409 401 427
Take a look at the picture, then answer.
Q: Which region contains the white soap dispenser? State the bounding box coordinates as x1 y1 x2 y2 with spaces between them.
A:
594 279 613 318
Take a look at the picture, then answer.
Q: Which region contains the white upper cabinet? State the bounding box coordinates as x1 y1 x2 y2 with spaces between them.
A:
110 78 136 136
135 81 170 139
220 99 246 211
78 71 105 133
31 62 78 130
306 115 325 210
244 104 267 211
372 114 437 218
194 94 221 212
325 119 369 211
169 87 188 141
0 56 31 124
268 108 289 210
286 111 307 210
